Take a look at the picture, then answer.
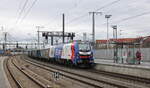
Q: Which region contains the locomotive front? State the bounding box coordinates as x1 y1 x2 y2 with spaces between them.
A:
76 42 94 66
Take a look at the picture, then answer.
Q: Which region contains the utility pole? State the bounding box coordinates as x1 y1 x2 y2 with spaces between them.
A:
83 33 87 42
89 12 102 46
4 32 7 43
3 32 7 51
1 26 3 50
36 26 44 49
62 13 65 43
51 36 53 45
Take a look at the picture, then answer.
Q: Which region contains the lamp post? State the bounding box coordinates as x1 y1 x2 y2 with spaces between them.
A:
112 25 118 63
105 15 112 49
112 25 117 40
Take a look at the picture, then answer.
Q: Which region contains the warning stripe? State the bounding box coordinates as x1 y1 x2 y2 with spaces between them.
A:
71 43 75 61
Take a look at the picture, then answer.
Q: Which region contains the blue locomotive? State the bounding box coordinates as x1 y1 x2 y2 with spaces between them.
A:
28 41 94 67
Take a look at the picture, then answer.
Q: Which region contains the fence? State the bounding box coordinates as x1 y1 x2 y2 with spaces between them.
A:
94 48 150 62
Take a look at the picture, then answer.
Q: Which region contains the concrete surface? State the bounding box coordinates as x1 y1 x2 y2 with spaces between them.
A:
0 56 11 88
95 58 150 79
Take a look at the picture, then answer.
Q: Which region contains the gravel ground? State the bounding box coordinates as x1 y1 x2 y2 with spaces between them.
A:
22 55 150 88
6 55 150 88
15 55 95 88
6 56 41 88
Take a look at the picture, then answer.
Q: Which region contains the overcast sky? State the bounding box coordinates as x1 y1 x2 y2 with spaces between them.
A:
0 0 150 42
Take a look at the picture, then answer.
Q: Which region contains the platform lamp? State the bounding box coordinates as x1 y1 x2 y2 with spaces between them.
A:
112 25 117 40
112 25 118 63
105 15 112 57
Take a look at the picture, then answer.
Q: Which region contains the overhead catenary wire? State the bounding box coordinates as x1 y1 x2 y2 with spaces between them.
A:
6 27 37 43
10 32 37 43
16 0 29 24
113 11 150 24
11 0 150 42
14 0 25 23
95 0 120 11
67 0 121 25
19 0 38 23
5 33 37 49
98 10 150 27
14 0 121 40
94 10 150 39
44 0 83 27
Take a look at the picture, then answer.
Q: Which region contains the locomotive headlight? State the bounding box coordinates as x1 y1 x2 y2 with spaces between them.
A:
79 52 91 55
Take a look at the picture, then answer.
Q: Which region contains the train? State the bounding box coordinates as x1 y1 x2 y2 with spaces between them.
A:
28 41 95 67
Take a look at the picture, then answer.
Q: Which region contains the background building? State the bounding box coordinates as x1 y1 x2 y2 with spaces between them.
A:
96 36 150 49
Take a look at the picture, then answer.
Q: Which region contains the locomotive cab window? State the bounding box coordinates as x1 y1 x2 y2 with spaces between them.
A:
78 43 91 51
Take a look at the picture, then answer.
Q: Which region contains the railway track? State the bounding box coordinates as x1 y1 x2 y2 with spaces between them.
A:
5 55 150 88
6 56 104 88
22 56 150 88
86 69 150 85
5 57 52 88
21 58 114 88
5 57 23 88
24 55 150 88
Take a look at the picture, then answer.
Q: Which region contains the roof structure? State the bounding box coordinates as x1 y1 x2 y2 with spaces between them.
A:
96 37 144 44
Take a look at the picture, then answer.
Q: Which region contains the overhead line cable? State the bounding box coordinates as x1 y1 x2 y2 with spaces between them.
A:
95 0 120 11
20 0 38 23
67 0 121 24
97 11 150 27
16 0 29 24
44 0 84 27
15 0 24 22
114 11 150 24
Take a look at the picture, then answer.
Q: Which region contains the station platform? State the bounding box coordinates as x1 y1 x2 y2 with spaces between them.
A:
94 58 150 79
95 58 150 69
0 56 10 88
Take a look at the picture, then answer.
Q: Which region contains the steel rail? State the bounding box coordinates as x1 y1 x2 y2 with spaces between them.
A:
12 59 50 88
24 58 129 88
87 69 150 84
6 58 24 88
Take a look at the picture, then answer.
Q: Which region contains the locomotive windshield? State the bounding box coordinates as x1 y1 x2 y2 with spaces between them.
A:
78 43 91 51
